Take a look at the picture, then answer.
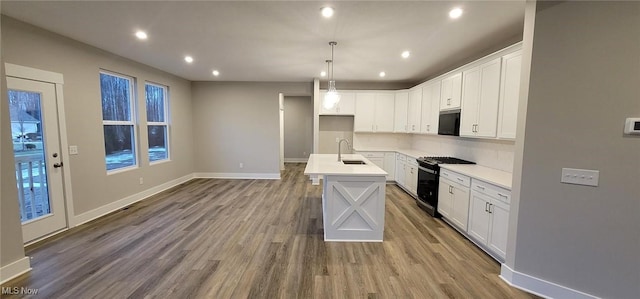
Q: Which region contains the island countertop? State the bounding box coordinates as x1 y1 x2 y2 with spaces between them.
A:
304 154 388 176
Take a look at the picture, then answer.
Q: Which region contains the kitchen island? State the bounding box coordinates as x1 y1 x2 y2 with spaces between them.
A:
304 154 387 242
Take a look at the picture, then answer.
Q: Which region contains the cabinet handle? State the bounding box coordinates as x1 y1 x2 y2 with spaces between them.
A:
485 202 489 212
488 203 493 214
498 193 508 198
476 185 485 190
456 178 464 183
427 124 430 131
412 124 415 131
449 186 453 194
447 98 451 105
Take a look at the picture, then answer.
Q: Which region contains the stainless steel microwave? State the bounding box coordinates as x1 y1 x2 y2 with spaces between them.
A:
438 109 461 136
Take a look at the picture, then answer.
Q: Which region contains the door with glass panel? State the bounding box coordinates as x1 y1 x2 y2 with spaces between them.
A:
7 76 67 243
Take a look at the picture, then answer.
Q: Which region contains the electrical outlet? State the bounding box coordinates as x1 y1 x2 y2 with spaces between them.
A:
139 177 144 185
69 145 78 155
239 162 244 168
561 168 599 187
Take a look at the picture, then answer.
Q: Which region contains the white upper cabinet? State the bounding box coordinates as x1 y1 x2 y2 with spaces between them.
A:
440 72 462 110
420 81 441 134
460 58 502 138
394 91 409 133
407 87 422 133
354 92 394 132
319 91 356 115
497 50 523 139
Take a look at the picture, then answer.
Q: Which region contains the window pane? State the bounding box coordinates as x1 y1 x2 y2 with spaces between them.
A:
148 125 168 162
146 84 165 122
104 125 136 171
100 73 131 121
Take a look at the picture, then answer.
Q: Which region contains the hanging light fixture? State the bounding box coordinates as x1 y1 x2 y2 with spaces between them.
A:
323 41 340 109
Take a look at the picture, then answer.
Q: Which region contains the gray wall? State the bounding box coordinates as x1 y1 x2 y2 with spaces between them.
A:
283 96 312 160
318 116 354 154
1 16 195 216
510 2 640 298
191 81 312 174
1 61 28 269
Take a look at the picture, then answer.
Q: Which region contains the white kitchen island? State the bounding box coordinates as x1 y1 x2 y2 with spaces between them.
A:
304 154 387 242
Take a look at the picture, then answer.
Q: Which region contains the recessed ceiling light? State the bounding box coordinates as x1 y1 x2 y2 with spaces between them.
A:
401 51 410 59
449 7 463 19
320 71 327 77
184 56 194 63
321 7 334 18
379 72 386 78
212 70 220 76
135 30 147 40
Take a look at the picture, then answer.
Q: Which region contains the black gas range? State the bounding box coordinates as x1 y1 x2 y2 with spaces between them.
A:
415 156 475 217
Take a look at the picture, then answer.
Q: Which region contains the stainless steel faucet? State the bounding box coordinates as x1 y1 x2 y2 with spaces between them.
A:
337 138 351 161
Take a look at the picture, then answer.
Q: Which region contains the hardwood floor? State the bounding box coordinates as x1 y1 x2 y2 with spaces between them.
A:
2 163 535 298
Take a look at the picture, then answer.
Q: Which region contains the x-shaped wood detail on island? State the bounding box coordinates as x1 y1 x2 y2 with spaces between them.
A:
330 183 380 230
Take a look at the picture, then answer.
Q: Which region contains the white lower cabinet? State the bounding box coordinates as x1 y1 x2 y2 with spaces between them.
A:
438 169 471 231
395 154 406 187
357 151 395 181
468 179 511 260
405 158 418 196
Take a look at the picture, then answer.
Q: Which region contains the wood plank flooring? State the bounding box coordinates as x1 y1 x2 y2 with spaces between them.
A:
2 163 535 298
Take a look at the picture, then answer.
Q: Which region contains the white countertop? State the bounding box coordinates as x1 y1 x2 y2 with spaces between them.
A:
440 164 513 190
304 154 388 176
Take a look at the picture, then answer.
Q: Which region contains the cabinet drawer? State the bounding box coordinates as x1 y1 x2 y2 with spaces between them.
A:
440 169 470 187
358 152 384 159
406 156 418 166
471 180 511 204
396 154 406 162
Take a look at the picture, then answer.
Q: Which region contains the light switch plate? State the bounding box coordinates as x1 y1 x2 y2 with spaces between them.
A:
69 145 78 155
561 168 599 187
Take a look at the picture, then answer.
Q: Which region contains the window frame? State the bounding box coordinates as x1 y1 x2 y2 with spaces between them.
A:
100 70 138 173
145 81 170 164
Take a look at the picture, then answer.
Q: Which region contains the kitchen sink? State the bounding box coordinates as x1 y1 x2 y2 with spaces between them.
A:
342 160 367 165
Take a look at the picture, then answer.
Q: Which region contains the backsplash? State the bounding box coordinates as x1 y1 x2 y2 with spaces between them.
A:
412 134 515 172
353 133 412 150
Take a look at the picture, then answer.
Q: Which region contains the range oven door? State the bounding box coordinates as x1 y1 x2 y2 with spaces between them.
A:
417 165 440 217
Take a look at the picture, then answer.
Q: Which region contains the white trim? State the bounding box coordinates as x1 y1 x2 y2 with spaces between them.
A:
500 264 600 299
284 158 308 163
73 174 194 226
5 63 64 84
194 172 281 180
0 257 31 285
55 84 76 228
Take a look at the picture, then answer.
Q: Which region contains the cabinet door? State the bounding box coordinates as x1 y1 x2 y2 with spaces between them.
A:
488 198 510 259
451 184 470 231
374 93 395 132
319 91 338 114
438 180 452 219
395 160 406 186
498 50 522 139
440 72 462 110
420 82 440 134
384 152 396 181
476 58 502 138
408 88 422 132
337 92 356 115
468 191 491 245
354 93 376 132
408 165 419 194
460 66 481 137
394 92 409 133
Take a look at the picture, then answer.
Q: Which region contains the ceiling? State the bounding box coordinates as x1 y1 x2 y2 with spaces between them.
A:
1 1 525 84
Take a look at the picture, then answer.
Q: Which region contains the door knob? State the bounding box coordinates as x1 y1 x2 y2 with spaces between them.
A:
53 162 64 168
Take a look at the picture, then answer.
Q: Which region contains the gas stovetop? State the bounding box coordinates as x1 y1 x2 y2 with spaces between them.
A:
417 156 475 168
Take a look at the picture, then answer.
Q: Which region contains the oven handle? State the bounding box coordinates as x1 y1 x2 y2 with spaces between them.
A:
418 166 437 174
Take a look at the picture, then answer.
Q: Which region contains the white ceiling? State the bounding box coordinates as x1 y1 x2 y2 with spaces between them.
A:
1 1 525 84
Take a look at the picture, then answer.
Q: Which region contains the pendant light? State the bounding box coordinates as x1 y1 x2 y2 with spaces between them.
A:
323 41 340 110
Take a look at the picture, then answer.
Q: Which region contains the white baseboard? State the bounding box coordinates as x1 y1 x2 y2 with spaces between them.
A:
194 172 281 180
0 257 31 284
284 158 308 163
73 174 194 227
500 264 599 299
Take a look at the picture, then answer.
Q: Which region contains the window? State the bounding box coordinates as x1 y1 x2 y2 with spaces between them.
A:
145 82 169 163
100 71 137 171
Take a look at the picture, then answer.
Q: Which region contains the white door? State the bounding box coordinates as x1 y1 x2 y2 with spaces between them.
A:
279 93 285 171
7 76 67 243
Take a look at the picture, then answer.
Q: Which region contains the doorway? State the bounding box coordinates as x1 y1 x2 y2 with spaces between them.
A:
6 66 68 243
